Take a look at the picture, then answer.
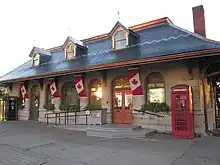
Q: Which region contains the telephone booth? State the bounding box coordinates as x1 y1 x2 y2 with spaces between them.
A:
171 85 194 139
3 96 19 121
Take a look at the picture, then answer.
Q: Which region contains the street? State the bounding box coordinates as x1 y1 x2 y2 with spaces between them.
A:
0 121 219 165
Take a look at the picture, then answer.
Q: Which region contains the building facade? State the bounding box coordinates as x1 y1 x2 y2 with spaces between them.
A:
1 5 220 135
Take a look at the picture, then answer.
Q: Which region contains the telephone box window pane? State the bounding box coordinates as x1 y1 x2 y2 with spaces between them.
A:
148 88 165 103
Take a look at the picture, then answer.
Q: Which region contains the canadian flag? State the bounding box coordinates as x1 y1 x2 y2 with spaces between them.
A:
128 68 143 95
20 82 29 99
49 79 59 98
74 75 87 98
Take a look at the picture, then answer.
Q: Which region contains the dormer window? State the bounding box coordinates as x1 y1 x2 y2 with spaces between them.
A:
109 21 139 50
114 30 127 49
65 42 76 60
29 47 51 67
32 53 40 66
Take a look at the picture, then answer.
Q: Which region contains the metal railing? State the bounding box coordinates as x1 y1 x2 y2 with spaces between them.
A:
45 110 89 126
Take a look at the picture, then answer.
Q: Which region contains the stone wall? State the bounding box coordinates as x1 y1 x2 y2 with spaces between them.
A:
7 60 216 135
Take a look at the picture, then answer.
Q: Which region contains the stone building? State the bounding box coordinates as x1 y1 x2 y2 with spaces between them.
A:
0 5 220 135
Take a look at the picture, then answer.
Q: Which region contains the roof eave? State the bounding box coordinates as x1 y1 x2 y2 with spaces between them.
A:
1 48 220 84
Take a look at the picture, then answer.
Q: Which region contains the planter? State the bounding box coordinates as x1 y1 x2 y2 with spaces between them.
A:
88 109 107 125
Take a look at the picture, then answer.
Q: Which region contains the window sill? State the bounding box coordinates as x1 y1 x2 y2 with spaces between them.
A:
112 45 131 52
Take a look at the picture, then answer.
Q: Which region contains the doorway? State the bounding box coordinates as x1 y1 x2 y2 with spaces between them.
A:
112 76 132 124
30 85 40 120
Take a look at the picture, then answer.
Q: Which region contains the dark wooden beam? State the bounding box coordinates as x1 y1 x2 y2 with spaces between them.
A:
7 83 12 92
100 70 107 86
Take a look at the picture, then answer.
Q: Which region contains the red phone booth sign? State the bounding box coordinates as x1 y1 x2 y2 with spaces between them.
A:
171 85 194 139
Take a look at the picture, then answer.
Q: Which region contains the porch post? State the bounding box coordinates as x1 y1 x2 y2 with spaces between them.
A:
53 98 61 111
128 68 145 112
49 78 60 112
74 75 88 110
22 98 30 120
38 79 47 122
19 82 30 121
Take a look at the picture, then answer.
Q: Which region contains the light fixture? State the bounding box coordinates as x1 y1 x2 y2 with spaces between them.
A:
95 87 102 99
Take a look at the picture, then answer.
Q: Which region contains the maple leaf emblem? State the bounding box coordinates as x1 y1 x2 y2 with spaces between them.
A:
132 79 138 85
51 86 55 91
22 89 25 93
77 84 81 89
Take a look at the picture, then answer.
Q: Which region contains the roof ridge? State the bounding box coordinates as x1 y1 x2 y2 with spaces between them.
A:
45 17 171 52
169 24 220 45
82 17 171 42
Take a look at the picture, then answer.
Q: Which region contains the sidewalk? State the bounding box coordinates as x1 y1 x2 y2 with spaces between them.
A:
0 121 219 165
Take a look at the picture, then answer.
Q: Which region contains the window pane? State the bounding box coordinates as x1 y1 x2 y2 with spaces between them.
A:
114 92 122 107
89 79 102 106
115 31 126 41
148 88 165 103
62 82 79 108
33 58 39 66
124 92 132 107
115 40 126 49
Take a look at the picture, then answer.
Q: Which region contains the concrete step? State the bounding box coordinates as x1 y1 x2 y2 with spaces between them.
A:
86 124 156 138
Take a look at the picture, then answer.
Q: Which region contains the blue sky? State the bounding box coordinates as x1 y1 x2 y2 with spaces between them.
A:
0 0 219 76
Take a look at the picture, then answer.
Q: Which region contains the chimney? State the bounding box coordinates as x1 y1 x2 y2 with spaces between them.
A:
192 5 206 37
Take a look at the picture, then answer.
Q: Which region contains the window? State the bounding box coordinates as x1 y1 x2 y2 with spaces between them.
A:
61 82 79 110
146 72 165 103
65 43 76 60
89 79 102 106
114 30 127 49
33 54 40 66
113 76 130 89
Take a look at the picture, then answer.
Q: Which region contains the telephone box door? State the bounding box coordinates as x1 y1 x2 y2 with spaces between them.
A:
171 85 194 139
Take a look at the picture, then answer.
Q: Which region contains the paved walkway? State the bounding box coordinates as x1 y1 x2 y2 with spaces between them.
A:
0 121 219 165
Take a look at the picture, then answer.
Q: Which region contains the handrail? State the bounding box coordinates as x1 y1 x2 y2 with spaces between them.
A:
133 109 165 118
45 110 89 126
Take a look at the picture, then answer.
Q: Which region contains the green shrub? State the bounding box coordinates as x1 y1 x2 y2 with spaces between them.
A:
140 102 170 113
84 103 104 110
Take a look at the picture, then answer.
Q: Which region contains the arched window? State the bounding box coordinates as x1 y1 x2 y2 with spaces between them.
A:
113 76 130 89
89 79 102 106
146 72 165 103
114 30 127 49
61 82 79 110
65 42 76 60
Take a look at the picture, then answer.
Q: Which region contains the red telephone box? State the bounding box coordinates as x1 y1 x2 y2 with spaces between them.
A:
171 84 194 139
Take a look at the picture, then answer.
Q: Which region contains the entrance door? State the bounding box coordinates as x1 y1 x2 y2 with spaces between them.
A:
113 91 132 124
30 85 40 120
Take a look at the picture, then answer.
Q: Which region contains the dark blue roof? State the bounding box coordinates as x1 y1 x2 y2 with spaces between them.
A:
1 22 220 83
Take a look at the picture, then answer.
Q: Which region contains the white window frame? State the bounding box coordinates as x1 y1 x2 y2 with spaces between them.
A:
32 53 40 66
112 28 129 50
65 42 76 60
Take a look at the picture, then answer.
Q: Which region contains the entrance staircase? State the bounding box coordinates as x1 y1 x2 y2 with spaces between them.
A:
86 124 157 138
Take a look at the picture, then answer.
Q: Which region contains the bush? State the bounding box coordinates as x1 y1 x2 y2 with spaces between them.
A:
68 104 80 112
84 103 104 111
59 104 80 112
44 103 55 111
140 102 170 113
